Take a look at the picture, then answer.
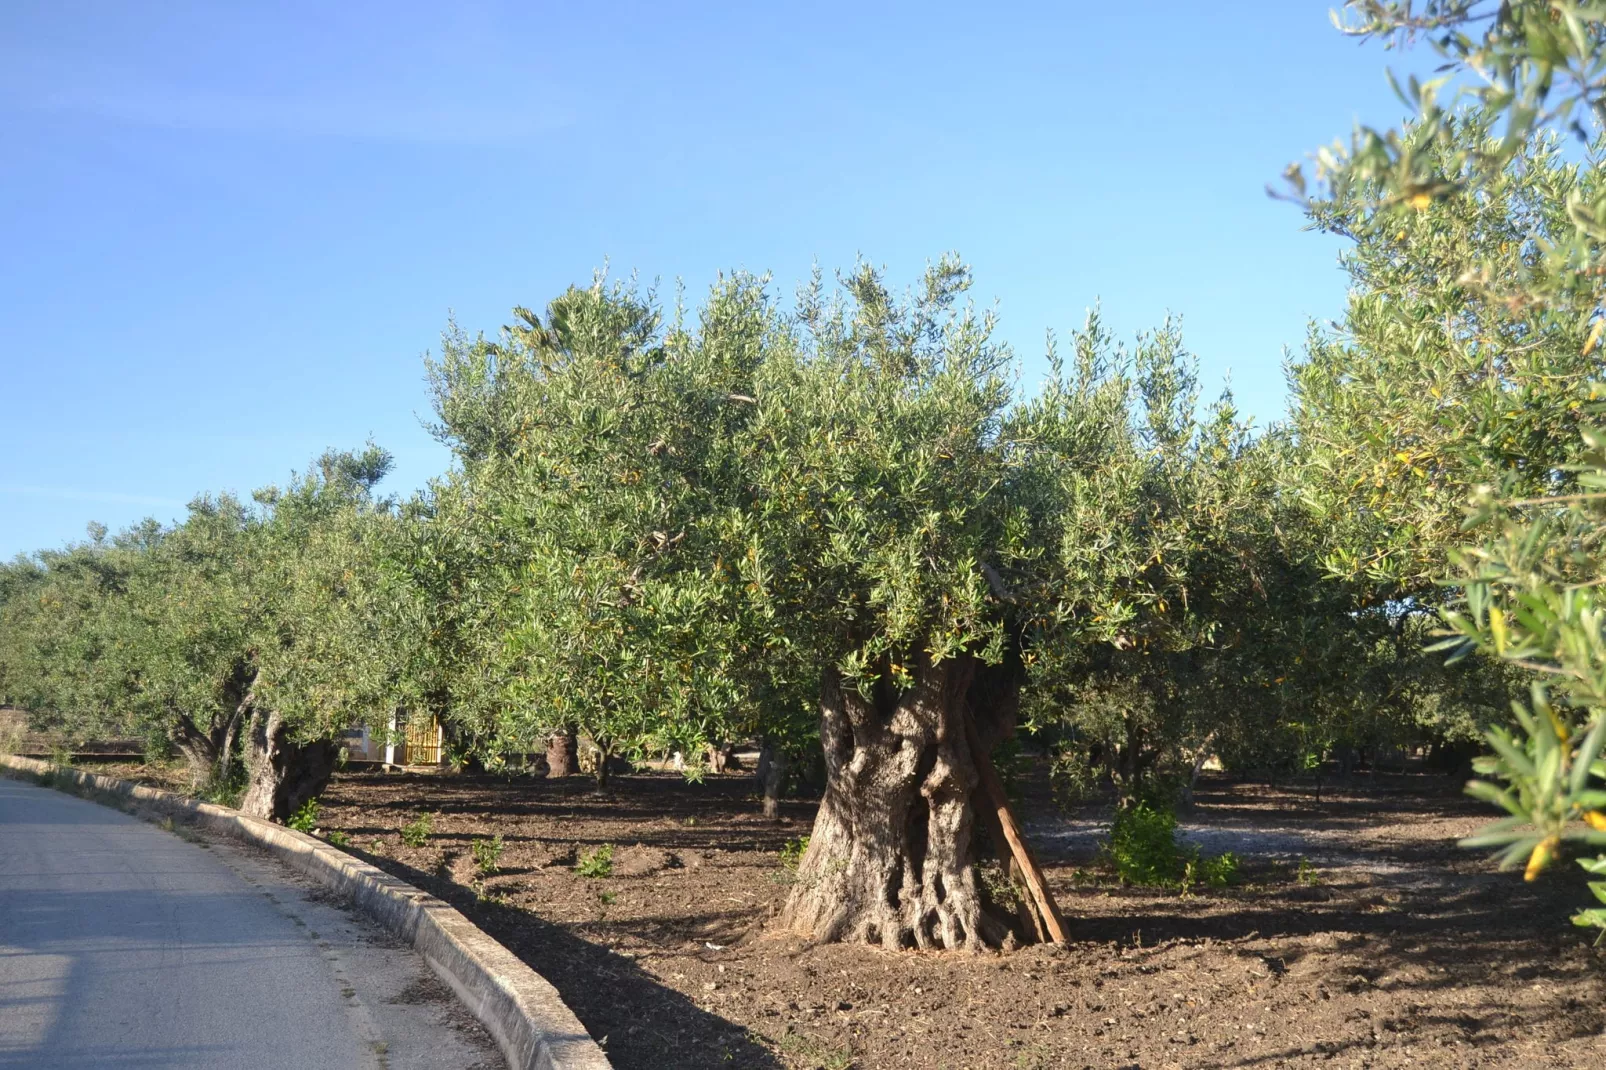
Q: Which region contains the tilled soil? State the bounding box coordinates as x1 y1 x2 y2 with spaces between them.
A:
303 769 1603 1069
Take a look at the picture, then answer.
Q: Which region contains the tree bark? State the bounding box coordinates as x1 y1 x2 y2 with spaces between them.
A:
171 712 218 785
707 741 736 774
237 708 341 822
171 702 246 793
756 738 789 820
546 729 577 778
777 655 1026 951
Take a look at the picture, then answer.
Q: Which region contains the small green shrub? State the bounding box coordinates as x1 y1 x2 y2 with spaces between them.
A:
574 843 614 878
471 835 505 876
1296 856 1322 887
325 829 351 848
287 798 320 833
1105 803 1181 885
1104 803 1239 890
400 811 435 848
1197 850 1240 887
779 835 810 871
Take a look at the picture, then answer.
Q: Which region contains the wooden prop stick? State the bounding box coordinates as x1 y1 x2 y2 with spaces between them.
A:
965 716 1069 947
974 797 1048 943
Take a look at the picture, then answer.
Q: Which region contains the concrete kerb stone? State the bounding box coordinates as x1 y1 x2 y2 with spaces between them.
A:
0 754 612 1070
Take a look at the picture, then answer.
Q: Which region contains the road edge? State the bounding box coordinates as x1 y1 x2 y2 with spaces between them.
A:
0 754 613 1070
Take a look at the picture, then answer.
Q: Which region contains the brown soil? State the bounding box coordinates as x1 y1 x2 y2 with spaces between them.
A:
297 766 1606 1070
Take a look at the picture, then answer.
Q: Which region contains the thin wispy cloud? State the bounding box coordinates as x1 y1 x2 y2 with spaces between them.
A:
0 4 575 146
0 485 187 509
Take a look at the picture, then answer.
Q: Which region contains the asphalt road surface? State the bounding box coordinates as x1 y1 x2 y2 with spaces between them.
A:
0 775 503 1069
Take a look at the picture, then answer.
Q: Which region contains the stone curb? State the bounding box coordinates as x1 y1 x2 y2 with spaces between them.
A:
0 754 613 1070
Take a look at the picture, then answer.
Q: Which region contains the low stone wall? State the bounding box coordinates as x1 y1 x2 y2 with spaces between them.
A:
0 754 612 1070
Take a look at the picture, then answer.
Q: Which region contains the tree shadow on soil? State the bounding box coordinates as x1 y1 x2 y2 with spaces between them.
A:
351 846 785 1070
1064 859 1604 1067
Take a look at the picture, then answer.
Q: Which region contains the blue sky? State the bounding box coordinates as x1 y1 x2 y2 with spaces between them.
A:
1 2 1421 558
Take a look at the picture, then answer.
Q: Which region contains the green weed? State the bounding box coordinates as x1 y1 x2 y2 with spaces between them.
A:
400 811 435 848
287 797 320 833
471 835 505 876
776 1030 853 1070
1105 803 1181 885
1198 850 1240 887
574 843 614 878
779 835 810 871
325 829 351 848
978 860 1024 909
1105 804 1239 890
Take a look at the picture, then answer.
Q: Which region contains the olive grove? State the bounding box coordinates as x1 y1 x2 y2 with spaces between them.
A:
5 0 1606 950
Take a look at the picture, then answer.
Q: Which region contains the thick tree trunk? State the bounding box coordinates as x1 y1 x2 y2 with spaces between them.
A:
707 741 736 774
171 717 219 789
777 655 1025 951
756 738 789 820
237 709 341 822
171 704 245 793
546 729 577 778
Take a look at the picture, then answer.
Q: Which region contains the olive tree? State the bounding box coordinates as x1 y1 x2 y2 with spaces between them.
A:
231 447 421 818
0 534 150 751
1292 1 1606 921
424 275 782 782
737 260 1032 950
1006 313 1333 806
0 447 416 820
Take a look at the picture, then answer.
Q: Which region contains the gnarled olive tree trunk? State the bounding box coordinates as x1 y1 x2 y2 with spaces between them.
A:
170 664 256 792
237 708 341 822
546 728 577 778
171 710 241 792
778 654 1023 951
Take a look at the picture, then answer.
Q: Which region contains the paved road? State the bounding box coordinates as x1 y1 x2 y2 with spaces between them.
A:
0 776 502 1069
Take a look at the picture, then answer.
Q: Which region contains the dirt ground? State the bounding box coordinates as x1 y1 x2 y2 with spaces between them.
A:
229 763 1599 1070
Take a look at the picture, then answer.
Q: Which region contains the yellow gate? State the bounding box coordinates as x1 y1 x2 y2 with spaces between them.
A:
402 714 441 766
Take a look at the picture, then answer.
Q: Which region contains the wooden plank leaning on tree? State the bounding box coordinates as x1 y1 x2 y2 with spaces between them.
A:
965 714 1068 947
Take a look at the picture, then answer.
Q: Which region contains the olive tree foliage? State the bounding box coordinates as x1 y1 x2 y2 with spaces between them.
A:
1010 314 1353 806
1292 1 1606 924
423 275 806 780
1437 428 1606 928
0 532 150 748
0 447 418 820
1292 114 1601 595
1286 113 1602 772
